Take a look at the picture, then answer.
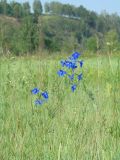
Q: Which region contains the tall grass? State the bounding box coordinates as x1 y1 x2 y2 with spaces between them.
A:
0 55 120 160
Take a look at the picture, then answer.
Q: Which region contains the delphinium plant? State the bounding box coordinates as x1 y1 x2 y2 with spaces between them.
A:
31 88 48 105
57 52 83 92
31 52 83 106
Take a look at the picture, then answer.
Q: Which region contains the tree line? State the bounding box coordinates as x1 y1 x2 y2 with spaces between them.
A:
0 0 42 17
0 0 120 56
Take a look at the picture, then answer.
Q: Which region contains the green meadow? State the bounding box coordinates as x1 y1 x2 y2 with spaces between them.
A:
0 54 120 160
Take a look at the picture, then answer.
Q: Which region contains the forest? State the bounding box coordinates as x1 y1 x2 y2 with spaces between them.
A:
0 0 120 55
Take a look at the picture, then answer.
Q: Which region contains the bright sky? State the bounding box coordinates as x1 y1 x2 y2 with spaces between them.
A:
15 0 120 15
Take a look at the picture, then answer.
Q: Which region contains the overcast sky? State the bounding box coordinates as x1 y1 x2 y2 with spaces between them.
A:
14 0 120 15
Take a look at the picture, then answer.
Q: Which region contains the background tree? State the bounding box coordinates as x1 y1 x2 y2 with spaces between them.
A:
62 4 76 17
33 0 42 16
75 5 89 18
49 2 63 15
12 2 23 19
0 2 3 14
20 15 40 54
86 36 97 52
44 2 50 13
104 30 119 54
1 0 7 15
33 0 42 24
23 2 31 16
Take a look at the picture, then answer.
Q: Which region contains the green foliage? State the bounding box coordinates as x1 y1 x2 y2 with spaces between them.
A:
0 18 17 54
44 2 50 13
14 15 40 55
49 2 63 15
0 14 40 55
23 2 31 16
86 36 97 52
42 16 81 52
0 1 31 18
33 0 43 16
0 0 7 15
104 30 120 54
11 2 23 18
62 34 80 52
76 5 89 18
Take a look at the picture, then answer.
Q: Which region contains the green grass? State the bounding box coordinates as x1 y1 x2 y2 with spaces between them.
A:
0 55 120 160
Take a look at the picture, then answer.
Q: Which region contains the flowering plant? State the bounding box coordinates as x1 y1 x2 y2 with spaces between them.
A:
57 52 83 92
31 51 84 106
31 88 48 105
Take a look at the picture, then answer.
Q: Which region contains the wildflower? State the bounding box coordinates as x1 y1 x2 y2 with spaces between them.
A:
31 88 40 94
68 74 74 81
60 60 66 67
42 91 49 100
31 87 49 106
71 84 77 92
35 99 43 105
57 70 66 77
57 51 84 93
64 60 72 69
64 61 77 69
78 73 83 81
71 52 80 60
79 60 83 67
71 62 77 69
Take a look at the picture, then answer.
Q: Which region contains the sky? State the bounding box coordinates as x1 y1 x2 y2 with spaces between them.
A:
15 0 120 15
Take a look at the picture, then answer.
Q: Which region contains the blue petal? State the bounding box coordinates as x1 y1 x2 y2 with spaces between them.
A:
31 88 40 94
71 62 77 69
68 74 74 81
68 56 74 61
64 61 77 69
78 73 83 81
71 84 77 92
42 91 49 99
79 60 84 67
71 52 80 60
60 60 66 67
57 70 66 77
35 99 43 105
65 61 72 69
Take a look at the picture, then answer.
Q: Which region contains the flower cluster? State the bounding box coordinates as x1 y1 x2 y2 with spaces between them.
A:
31 88 48 105
31 51 84 106
57 52 83 92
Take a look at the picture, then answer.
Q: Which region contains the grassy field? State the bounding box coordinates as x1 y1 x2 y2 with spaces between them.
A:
0 54 120 160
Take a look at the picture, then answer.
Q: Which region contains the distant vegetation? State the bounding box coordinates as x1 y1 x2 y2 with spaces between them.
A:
0 0 120 56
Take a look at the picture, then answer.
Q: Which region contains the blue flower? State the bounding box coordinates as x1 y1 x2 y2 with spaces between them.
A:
35 99 43 105
60 60 66 67
31 88 40 94
71 52 80 60
78 73 83 81
71 84 77 92
42 91 49 99
57 70 66 77
79 60 83 67
57 51 84 94
64 61 72 68
64 61 77 70
68 74 74 81
71 62 77 69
